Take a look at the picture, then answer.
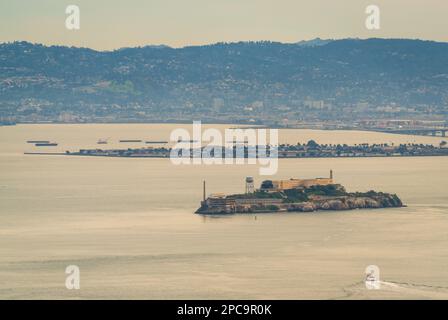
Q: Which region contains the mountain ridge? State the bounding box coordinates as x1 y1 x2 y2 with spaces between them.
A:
1 38 448 123
2 37 448 51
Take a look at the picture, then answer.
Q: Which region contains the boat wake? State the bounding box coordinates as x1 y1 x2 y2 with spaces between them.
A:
340 280 448 299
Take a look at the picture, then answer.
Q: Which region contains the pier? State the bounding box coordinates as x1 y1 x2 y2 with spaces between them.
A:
382 128 448 137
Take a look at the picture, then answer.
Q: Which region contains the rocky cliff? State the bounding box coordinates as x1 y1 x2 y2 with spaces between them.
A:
287 192 403 212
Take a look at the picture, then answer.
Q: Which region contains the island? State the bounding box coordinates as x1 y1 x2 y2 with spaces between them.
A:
195 171 403 214
24 139 448 158
65 140 448 158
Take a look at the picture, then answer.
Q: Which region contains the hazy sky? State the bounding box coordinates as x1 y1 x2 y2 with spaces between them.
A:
1 0 447 50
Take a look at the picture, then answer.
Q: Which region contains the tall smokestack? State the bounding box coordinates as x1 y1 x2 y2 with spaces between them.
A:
203 180 206 201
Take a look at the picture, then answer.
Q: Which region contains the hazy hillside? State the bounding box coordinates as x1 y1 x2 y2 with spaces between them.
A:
1 38 448 123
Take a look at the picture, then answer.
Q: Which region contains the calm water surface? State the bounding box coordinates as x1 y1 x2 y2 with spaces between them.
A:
0 124 447 299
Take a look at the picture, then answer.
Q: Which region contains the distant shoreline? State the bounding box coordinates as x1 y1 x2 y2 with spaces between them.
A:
6 122 447 139
24 152 448 159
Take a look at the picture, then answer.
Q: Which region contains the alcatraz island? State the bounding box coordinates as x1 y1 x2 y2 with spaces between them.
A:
196 171 404 214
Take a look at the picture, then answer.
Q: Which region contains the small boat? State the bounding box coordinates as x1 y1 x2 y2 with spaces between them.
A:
97 138 109 144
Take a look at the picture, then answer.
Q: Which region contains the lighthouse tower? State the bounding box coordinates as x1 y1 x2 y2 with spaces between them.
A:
245 177 255 194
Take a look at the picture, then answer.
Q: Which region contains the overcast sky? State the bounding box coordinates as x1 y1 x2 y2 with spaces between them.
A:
1 0 447 50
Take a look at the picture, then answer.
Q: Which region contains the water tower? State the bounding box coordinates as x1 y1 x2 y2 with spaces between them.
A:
245 177 254 194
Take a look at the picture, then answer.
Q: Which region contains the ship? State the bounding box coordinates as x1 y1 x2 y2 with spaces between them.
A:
35 142 58 147
177 139 198 143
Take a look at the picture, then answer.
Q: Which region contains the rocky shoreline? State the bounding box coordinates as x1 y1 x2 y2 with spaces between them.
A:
286 193 403 213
